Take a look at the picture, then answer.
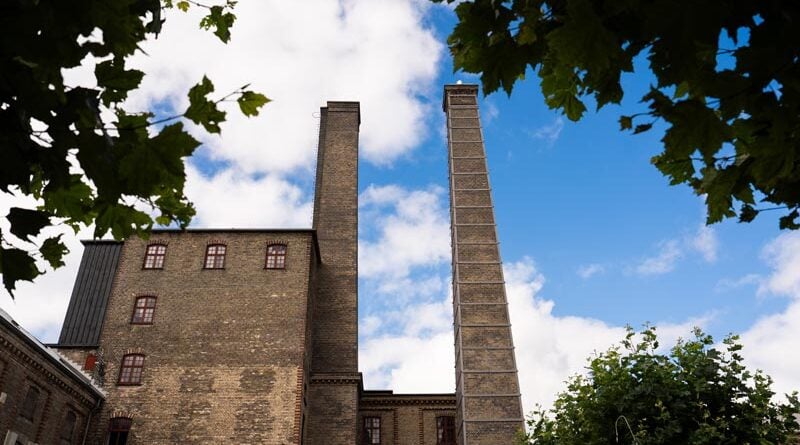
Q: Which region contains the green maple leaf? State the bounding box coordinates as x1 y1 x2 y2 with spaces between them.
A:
237 91 271 117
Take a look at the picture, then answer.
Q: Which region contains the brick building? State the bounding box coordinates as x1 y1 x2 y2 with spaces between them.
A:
39 85 522 444
1 308 104 445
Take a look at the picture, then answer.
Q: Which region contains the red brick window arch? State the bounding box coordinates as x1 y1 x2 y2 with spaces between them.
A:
265 243 287 269
108 417 132 445
118 354 145 385
142 243 166 269
204 243 226 269
131 296 157 324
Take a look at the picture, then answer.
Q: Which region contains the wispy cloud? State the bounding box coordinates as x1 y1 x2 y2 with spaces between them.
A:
577 263 605 279
690 225 719 263
715 274 761 293
528 117 564 146
482 100 499 125
635 240 683 276
632 224 719 276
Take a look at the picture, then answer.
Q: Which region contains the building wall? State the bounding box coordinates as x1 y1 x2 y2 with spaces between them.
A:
443 84 524 445
89 231 316 444
0 321 102 445
358 393 457 445
306 101 362 444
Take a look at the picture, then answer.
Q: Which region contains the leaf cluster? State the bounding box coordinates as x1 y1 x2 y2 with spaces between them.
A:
0 0 269 296
436 0 800 229
517 326 800 445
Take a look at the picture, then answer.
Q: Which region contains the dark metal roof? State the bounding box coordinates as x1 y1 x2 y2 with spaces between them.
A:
57 242 122 347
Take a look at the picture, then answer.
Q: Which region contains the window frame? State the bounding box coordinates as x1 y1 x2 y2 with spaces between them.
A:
19 384 40 421
117 354 145 386
60 409 78 444
363 416 381 445
108 417 132 445
203 243 227 269
265 243 288 270
130 296 157 325
141 243 167 270
436 415 456 445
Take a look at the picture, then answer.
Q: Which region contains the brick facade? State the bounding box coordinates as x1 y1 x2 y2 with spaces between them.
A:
1 310 103 445
444 85 525 444
36 88 522 444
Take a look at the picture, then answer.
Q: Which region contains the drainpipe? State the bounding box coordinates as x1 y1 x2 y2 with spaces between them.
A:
82 397 102 445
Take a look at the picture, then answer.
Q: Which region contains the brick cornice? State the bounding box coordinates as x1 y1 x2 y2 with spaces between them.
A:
0 335 101 406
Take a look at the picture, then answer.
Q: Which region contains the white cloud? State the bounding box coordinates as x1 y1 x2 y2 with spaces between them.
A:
529 117 564 146
360 256 709 413
577 263 605 279
358 184 451 282
634 239 682 276
689 225 719 263
758 232 800 298
0 191 92 343
740 231 800 398
119 0 443 173
740 301 800 398
185 165 312 228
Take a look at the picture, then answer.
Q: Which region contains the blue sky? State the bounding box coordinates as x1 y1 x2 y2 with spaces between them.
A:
1 0 798 413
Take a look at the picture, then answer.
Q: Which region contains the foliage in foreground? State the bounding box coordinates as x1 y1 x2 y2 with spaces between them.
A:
518 327 800 445
0 0 269 296
435 0 800 230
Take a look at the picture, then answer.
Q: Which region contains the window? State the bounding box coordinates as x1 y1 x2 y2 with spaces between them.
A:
84 353 97 371
19 385 40 420
265 244 287 269
108 417 131 445
60 410 77 444
204 244 226 269
131 296 156 324
363 416 381 445
142 244 166 269
436 416 456 445
118 354 145 385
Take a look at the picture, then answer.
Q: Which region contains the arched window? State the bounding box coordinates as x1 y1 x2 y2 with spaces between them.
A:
265 244 287 269
131 296 157 324
204 244 226 269
19 385 40 420
108 417 132 445
118 354 145 385
363 416 381 444
142 243 166 269
436 416 456 445
60 410 77 444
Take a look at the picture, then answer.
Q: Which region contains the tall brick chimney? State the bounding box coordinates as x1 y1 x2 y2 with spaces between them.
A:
306 101 362 444
443 85 524 444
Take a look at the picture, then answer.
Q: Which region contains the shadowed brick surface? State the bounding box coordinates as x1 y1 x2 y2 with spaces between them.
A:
306 101 362 444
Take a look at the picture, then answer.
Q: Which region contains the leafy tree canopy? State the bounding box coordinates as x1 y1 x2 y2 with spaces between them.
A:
518 326 800 445
435 0 800 230
0 0 269 296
